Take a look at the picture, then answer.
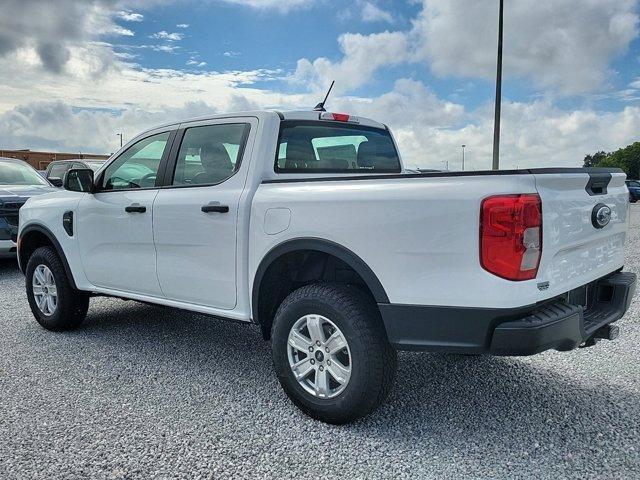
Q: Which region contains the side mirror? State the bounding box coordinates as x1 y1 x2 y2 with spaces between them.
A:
64 168 94 193
48 177 63 188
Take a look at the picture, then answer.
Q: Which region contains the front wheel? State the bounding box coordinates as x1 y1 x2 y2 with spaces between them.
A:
271 283 397 424
25 246 89 331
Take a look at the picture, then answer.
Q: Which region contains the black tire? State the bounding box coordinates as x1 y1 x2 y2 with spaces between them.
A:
25 246 89 331
272 282 397 424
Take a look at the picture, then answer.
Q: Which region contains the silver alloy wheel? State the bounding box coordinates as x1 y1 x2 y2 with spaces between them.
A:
287 314 352 399
32 264 58 316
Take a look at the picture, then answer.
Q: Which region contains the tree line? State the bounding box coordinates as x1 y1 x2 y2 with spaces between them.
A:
584 142 640 179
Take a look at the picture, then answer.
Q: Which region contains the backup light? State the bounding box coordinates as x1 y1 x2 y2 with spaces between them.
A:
480 194 542 281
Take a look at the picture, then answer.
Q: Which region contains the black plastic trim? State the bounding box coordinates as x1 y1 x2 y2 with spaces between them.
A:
252 238 390 323
263 167 623 184
18 224 78 289
62 211 73 236
378 303 535 354
380 270 636 355
585 171 612 196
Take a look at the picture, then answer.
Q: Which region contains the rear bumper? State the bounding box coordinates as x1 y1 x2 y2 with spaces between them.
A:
379 271 636 355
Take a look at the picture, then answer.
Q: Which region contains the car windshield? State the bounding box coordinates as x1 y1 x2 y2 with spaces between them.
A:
0 161 49 186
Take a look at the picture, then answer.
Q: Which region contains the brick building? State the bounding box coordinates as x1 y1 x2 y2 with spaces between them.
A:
0 149 110 171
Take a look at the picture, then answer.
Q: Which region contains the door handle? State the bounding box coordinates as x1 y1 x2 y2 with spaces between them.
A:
125 203 147 213
201 203 229 213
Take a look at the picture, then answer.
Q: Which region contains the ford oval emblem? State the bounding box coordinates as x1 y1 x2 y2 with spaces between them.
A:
592 203 612 229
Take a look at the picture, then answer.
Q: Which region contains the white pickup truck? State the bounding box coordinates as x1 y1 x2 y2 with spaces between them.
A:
17 110 636 423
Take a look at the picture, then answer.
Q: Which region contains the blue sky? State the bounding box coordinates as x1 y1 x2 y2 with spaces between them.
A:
0 0 638 169
110 0 639 111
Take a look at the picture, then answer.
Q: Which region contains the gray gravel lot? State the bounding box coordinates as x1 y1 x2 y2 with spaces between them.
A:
1 208 639 479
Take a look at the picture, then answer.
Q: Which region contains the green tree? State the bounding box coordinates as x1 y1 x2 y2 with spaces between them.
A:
583 151 608 168
583 142 640 179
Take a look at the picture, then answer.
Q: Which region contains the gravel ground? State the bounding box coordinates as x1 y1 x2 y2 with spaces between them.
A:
1 208 639 480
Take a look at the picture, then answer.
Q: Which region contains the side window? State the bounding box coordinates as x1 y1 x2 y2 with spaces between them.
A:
172 123 248 186
101 132 170 191
47 163 69 179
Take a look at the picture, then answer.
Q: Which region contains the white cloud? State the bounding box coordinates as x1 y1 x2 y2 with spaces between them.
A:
112 26 135 36
152 45 180 53
411 0 639 95
386 100 640 170
150 31 184 41
0 0 138 74
292 31 408 93
361 1 393 24
176 23 189 28
0 0 637 173
219 0 313 13
335 79 464 129
187 57 207 67
3 52 636 172
293 0 639 97
117 11 144 22
223 51 241 57
0 100 218 153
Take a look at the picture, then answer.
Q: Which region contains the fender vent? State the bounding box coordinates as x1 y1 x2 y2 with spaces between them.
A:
63 211 73 236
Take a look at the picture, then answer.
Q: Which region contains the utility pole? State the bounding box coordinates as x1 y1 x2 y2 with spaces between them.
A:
492 0 504 171
462 144 466 171
116 133 123 148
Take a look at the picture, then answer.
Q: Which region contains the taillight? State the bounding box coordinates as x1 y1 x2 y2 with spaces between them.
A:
480 194 542 281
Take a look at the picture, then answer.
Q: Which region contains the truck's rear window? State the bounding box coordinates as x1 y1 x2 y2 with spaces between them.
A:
276 121 401 173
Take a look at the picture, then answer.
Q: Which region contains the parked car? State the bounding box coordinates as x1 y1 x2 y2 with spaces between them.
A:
44 159 106 187
17 110 636 423
0 157 56 258
626 179 640 203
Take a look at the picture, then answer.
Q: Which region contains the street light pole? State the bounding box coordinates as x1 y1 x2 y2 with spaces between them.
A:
492 0 504 171
462 144 466 171
116 133 123 148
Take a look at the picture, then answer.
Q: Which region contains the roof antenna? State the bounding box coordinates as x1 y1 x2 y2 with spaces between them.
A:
313 80 335 112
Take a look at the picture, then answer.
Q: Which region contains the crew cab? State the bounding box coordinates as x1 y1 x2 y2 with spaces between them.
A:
17 110 636 424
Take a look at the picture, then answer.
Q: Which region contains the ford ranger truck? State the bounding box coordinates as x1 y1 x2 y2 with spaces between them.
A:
17 110 636 424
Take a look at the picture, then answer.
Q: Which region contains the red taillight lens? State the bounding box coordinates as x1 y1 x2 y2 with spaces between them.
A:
480 194 542 281
331 113 350 122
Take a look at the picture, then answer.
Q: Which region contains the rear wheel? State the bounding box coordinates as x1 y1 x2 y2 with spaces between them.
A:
272 283 397 424
26 246 89 331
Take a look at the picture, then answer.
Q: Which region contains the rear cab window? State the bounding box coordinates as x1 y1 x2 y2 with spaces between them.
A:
275 121 401 174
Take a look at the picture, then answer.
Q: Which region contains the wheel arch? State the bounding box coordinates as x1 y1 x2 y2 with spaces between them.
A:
252 238 389 338
18 224 78 290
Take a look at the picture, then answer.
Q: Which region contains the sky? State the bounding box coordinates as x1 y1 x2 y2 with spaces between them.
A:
0 0 638 170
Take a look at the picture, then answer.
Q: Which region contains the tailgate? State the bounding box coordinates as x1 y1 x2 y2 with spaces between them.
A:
533 169 628 297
